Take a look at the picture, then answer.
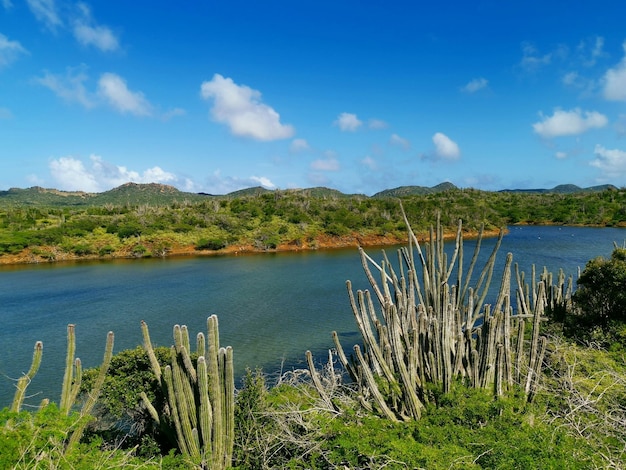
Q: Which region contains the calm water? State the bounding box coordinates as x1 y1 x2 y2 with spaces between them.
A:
1 225 624 408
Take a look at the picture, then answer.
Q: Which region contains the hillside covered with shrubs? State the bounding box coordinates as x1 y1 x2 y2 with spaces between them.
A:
0 183 624 265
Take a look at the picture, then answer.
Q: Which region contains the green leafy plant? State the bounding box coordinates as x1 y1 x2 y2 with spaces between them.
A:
570 247 626 347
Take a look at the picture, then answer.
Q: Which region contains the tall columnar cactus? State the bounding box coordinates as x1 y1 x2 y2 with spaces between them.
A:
316 209 554 422
10 341 43 412
60 324 82 414
66 327 115 448
9 324 114 448
141 315 234 470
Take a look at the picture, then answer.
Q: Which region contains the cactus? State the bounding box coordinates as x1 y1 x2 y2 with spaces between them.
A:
321 208 554 421
8 325 114 449
10 341 43 412
66 329 114 448
60 324 81 414
141 315 234 469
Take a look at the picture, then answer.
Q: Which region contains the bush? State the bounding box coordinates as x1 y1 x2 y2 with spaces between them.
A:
98 245 115 256
71 243 94 256
571 247 626 347
0 405 162 469
80 346 174 456
196 237 227 250
322 384 594 469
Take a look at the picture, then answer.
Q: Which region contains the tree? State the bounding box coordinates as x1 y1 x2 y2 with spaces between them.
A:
572 247 626 346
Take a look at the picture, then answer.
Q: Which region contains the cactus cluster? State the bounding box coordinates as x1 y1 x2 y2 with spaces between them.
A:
141 315 234 470
316 210 556 421
9 324 114 447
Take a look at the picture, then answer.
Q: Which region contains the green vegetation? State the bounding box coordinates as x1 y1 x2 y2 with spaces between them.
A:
545 245 626 350
312 214 548 424
2 195 626 468
0 183 625 263
140 318 235 469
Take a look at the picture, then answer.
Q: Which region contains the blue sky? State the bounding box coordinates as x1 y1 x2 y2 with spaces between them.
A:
1 1 626 195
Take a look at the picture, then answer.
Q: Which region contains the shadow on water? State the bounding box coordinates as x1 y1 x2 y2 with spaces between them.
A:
0 225 623 408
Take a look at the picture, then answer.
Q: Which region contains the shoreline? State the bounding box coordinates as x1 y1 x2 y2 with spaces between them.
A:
0 228 504 267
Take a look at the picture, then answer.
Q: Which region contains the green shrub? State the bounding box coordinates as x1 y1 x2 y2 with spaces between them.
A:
569 247 626 347
116 222 144 239
131 244 148 257
71 243 94 256
322 384 594 469
98 245 115 256
80 346 174 456
0 405 163 469
196 237 227 250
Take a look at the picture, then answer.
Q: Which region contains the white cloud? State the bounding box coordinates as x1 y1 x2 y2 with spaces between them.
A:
311 154 340 171
0 33 28 69
361 156 377 170
462 77 488 93
603 41 626 102
250 176 276 188
390 133 410 149
49 157 99 192
590 145 626 180
290 138 310 153
203 170 277 194
432 132 460 159
334 112 362 132
578 36 605 67
36 69 171 117
97 73 152 116
561 71 579 86
34 66 95 108
200 73 294 141
0 107 13 118
368 118 388 129
555 151 567 159
27 0 62 31
520 42 551 71
73 3 120 52
49 155 176 192
532 108 608 138
2 0 13 9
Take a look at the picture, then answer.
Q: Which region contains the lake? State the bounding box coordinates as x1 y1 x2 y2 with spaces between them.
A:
1 225 624 409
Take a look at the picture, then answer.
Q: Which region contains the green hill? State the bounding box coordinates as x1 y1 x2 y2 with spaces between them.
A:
0 181 622 207
372 182 459 198
500 184 618 194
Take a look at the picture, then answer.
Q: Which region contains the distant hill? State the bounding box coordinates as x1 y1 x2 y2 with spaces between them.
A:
372 182 458 198
0 183 207 207
499 184 618 194
224 186 273 198
0 186 96 206
0 181 621 207
289 187 363 198
98 182 207 205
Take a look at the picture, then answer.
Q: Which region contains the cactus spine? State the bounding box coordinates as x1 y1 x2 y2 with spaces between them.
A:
141 315 234 469
323 208 554 421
